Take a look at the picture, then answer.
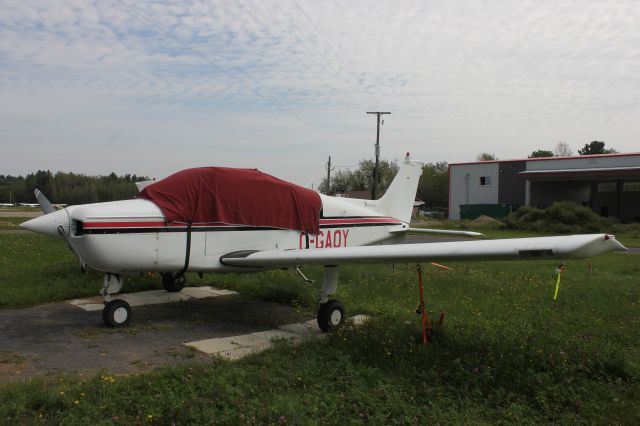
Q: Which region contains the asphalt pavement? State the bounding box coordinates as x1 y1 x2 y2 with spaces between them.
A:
0 293 310 383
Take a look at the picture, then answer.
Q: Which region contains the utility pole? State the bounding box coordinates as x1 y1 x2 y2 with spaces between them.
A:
366 111 391 199
325 155 335 195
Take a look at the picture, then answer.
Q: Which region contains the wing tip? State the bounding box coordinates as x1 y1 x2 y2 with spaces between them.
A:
604 234 628 252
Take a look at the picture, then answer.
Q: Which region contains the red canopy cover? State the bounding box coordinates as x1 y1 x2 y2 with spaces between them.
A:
138 167 321 234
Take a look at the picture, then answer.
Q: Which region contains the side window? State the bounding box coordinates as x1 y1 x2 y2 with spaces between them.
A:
479 176 492 186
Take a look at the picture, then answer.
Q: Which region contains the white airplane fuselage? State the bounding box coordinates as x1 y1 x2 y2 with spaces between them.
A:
24 156 424 276
32 195 407 274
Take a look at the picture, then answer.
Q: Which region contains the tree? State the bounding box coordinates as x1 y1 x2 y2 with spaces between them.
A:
554 142 573 157
417 162 448 208
0 171 145 204
476 153 496 161
318 159 398 195
578 141 618 155
24 170 54 202
529 150 554 158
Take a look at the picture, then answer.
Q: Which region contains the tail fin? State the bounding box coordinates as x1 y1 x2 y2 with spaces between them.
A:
375 153 423 223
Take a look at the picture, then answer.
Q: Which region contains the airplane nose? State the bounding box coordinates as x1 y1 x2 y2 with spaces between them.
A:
20 208 71 239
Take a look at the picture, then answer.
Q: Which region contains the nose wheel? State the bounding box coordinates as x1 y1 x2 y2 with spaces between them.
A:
317 299 345 332
102 299 131 328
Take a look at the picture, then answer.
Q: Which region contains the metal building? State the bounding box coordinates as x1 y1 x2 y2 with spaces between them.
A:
448 153 640 221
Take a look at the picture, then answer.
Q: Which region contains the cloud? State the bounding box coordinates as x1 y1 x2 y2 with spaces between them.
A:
1 0 639 185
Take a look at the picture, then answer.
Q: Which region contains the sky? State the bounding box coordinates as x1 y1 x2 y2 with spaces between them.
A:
1 0 639 187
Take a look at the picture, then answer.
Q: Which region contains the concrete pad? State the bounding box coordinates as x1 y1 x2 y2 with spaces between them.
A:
304 319 319 328
68 299 92 306
185 336 244 354
185 315 372 360
186 334 271 355
78 303 106 312
208 289 238 296
226 333 274 350
69 286 238 311
181 286 237 298
188 315 382 359
185 330 300 358
179 287 215 298
250 330 300 341
122 290 190 307
216 346 262 361
279 322 322 336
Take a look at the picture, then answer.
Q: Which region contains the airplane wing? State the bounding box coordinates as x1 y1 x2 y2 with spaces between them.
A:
390 227 484 237
221 234 626 268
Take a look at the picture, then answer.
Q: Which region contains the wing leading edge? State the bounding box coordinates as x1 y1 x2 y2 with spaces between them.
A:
221 234 626 268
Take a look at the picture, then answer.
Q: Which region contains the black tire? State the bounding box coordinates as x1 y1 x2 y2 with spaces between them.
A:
162 272 186 292
103 299 131 328
317 299 345 332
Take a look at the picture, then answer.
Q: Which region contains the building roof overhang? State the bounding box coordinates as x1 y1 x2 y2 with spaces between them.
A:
450 152 640 167
518 166 640 179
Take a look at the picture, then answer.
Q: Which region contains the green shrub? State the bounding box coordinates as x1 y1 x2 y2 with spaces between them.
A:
505 201 612 234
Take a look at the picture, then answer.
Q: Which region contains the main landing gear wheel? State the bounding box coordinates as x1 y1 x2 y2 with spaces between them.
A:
162 272 186 292
317 299 345 332
102 299 131 328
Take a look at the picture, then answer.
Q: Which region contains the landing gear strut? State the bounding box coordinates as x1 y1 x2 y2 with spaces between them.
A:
100 273 130 328
316 266 345 332
162 272 186 292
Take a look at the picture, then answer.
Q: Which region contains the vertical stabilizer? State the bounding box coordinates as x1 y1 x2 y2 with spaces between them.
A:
375 153 423 222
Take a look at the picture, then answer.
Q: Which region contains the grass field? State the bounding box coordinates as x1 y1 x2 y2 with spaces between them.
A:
0 207 40 212
1 232 638 424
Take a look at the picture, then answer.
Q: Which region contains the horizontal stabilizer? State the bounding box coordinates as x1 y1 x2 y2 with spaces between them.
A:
135 180 156 192
221 234 626 268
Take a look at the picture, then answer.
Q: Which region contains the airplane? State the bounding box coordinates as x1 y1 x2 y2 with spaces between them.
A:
19 203 40 208
0 203 15 208
21 153 626 330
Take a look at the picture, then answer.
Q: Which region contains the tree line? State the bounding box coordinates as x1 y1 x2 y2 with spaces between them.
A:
3 139 621 208
479 140 618 161
0 171 147 204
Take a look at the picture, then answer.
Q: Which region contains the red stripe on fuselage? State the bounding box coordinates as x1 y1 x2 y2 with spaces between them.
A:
319 217 401 225
81 216 402 230
83 221 167 228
